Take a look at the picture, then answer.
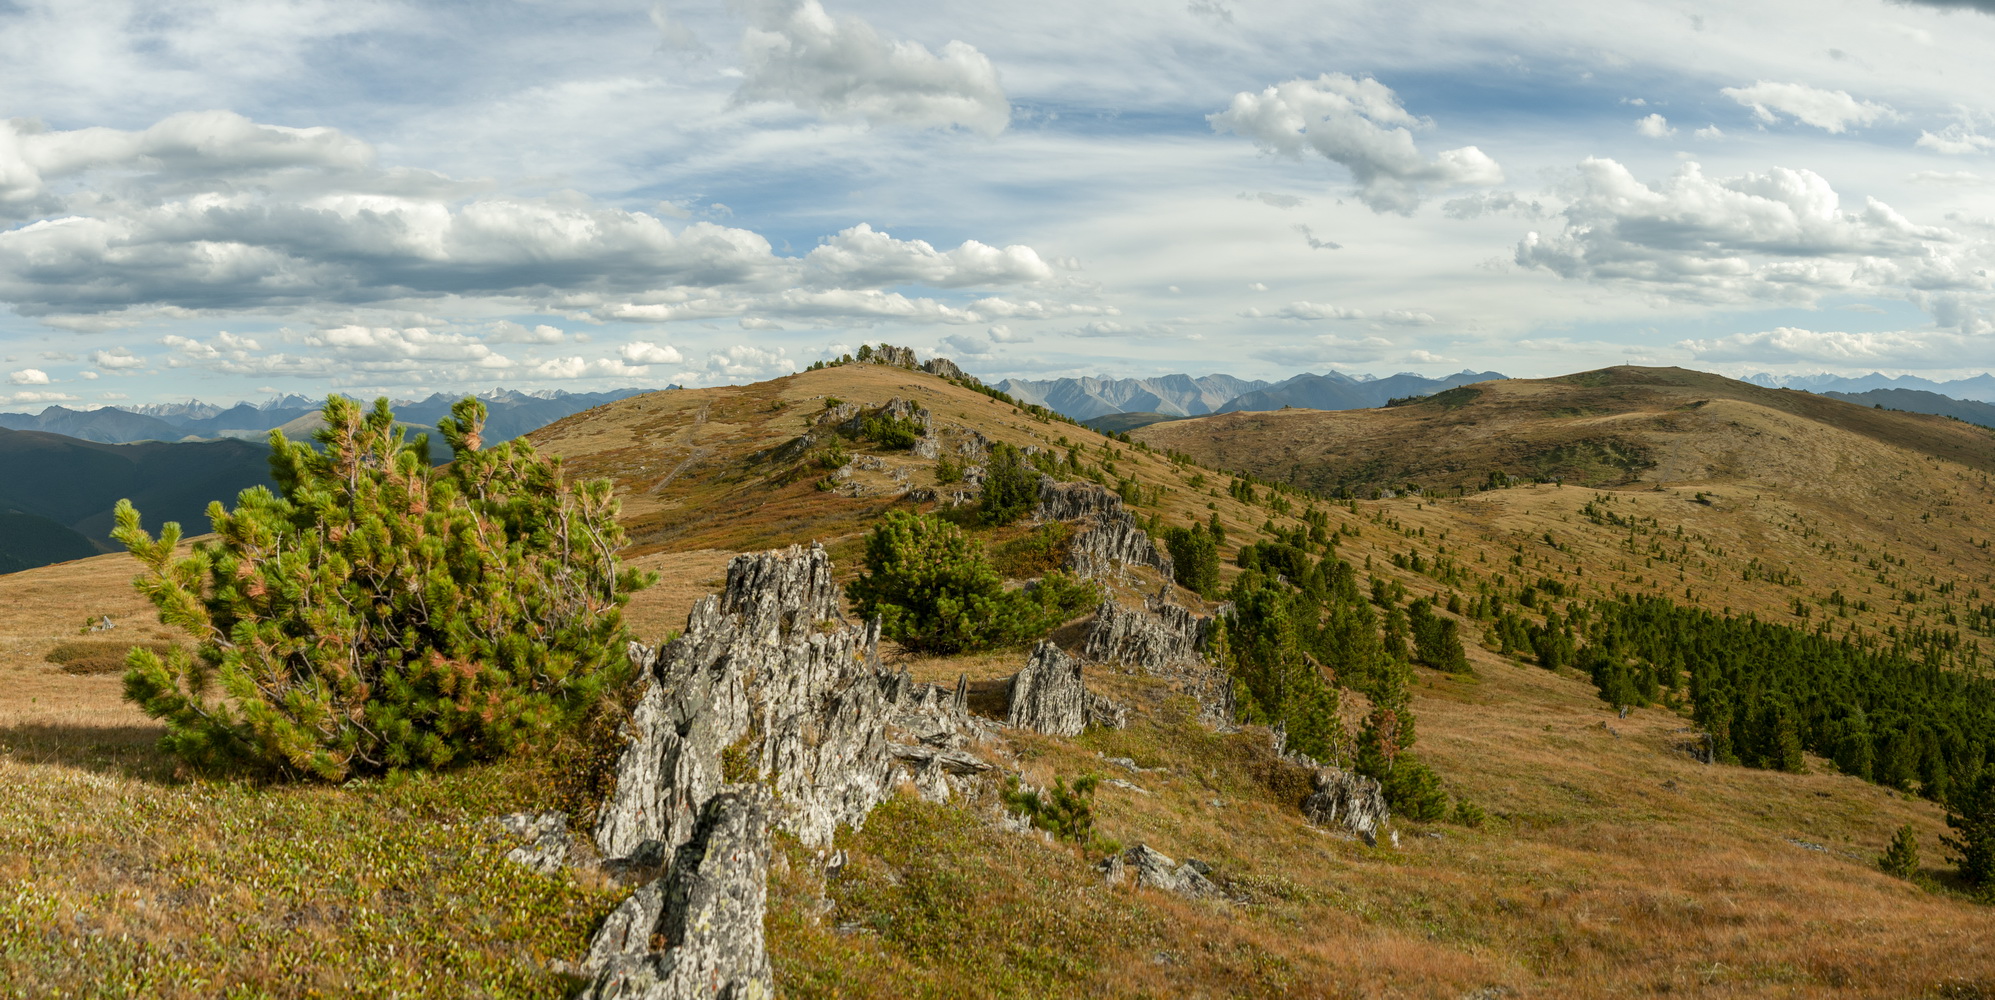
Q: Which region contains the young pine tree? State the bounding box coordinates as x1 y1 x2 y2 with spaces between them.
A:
1877 823 1920 879
115 396 652 781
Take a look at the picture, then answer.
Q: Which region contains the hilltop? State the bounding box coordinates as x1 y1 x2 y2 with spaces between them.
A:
3 357 1993 997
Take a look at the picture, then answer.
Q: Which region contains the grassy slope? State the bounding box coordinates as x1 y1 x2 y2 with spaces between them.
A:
2 361 1991 997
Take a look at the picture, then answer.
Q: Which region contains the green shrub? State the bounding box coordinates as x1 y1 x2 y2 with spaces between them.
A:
848 510 1097 654
1379 757 1448 822
861 414 924 450
979 443 1040 527
1001 772 1100 844
1408 598 1471 673
1452 797 1488 828
113 395 653 782
1878 823 1920 878
935 456 964 484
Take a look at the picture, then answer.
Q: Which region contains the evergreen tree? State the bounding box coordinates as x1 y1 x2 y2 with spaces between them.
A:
115 396 651 781
1218 580 1344 762
1944 769 1995 887
1164 524 1220 597
1877 823 1920 879
978 443 1041 527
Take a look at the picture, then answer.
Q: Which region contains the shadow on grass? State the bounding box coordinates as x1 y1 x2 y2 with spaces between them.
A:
0 721 175 782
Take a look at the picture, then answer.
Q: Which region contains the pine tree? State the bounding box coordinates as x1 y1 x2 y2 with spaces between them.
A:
848 510 1095 654
1164 525 1220 597
1943 769 1995 887
978 443 1039 527
115 395 652 781
1877 824 1920 879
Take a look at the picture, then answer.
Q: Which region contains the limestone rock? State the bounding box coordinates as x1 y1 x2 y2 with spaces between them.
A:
1301 766 1389 846
921 357 977 383
1006 642 1089 737
1102 843 1219 898
1082 599 1210 671
492 811 572 875
1084 692 1129 731
579 787 776 1000
1035 479 1172 580
867 345 919 369
1675 731 1716 764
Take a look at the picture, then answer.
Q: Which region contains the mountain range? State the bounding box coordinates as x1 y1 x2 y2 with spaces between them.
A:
1747 370 1995 403
0 388 659 445
996 368 1510 423
1820 388 1995 430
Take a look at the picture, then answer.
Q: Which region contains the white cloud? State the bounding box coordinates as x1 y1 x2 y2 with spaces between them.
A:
8 367 50 384
487 321 567 344
939 332 997 357
705 343 796 377
620 341 685 364
0 110 373 206
1209 73 1502 214
1441 191 1544 220
1515 158 1979 323
1916 123 1995 155
649 1 707 54
89 347 144 370
2 390 78 405
79 370 98 379
1720 81 1892 133
1695 125 1725 140
1678 327 1974 365
986 324 1032 343
1239 191 1306 209
802 223 1051 288
533 356 650 379
304 326 511 365
1636 113 1676 138
734 0 1010 135
1258 302 1436 325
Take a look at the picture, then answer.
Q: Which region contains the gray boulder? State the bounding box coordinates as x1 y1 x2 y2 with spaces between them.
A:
1301 766 1389 846
1006 642 1089 737
492 811 572 875
921 357 977 384
1099 843 1219 898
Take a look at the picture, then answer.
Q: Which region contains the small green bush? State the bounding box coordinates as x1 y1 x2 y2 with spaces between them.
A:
1164 524 1220 596
1452 797 1487 828
1001 772 1100 844
935 456 964 484
861 414 924 450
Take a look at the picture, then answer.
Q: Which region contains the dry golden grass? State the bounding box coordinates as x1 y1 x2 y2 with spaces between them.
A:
6 360 1993 997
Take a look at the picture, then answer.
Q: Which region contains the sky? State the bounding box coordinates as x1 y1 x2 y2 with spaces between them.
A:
4 0 1995 407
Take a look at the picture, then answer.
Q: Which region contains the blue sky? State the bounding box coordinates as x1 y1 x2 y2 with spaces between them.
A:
2 0 1994 406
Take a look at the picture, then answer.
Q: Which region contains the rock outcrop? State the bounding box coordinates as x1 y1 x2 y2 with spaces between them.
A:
921 357 977 384
585 544 992 996
1034 479 1173 581
581 788 776 999
1300 766 1389 846
1098 843 1219 898
1081 599 1233 726
493 811 573 875
1006 641 1090 737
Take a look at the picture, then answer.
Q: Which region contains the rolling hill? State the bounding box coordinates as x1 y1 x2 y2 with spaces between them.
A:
6 357 1994 997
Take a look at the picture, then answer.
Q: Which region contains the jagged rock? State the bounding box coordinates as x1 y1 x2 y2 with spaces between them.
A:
1080 600 1232 726
1007 642 1089 737
1035 480 1173 581
912 436 941 459
921 357 977 383
492 812 572 875
867 345 919 369
596 544 899 861
1102 843 1219 898
1085 692 1129 731
1082 599 1210 671
1675 731 1716 764
1301 766 1389 846
579 787 775 1000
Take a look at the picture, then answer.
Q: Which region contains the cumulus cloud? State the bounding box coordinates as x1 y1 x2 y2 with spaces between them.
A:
2 390 79 405
0 110 373 206
0 113 1071 332
1677 326 1974 365
1295 224 1341 250
619 341 685 364
1720 81 1892 133
1514 158 1983 325
734 0 1009 135
939 332 997 357
1695 125 1725 140
1636 113 1676 138
89 347 144 370
1209 73 1502 214
1239 191 1306 208
1441 191 1544 220
706 344 796 377
802 223 1051 288
1916 122 1995 155
533 356 650 379
8 368 50 384
738 317 785 331
1255 334 1396 365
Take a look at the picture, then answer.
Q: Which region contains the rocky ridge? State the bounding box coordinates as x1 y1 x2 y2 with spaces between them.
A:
1034 479 1174 581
